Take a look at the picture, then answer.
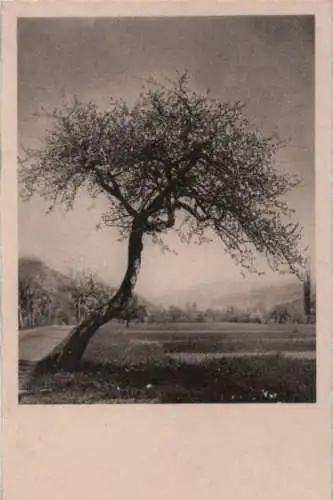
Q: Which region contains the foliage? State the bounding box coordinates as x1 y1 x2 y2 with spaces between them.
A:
302 265 315 324
19 272 52 329
267 295 315 325
146 302 312 325
20 72 304 277
63 271 114 323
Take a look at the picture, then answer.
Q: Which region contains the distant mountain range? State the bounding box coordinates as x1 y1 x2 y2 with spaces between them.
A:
19 257 309 317
154 278 306 314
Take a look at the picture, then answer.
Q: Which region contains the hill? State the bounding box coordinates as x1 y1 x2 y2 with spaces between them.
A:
155 278 305 314
19 257 153 303
19 257 73 294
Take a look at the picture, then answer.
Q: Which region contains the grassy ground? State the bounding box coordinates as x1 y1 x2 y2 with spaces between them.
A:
19 322 316 404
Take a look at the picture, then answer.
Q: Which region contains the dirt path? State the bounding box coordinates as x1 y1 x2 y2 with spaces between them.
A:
19 325 72 362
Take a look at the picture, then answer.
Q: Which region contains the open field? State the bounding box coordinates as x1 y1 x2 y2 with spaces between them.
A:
83 321 316 364
19 321 316 404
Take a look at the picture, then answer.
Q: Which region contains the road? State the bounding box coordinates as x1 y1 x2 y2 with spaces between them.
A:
19 325 72 361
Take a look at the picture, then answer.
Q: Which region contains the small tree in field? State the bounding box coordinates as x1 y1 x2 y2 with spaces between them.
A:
20 73 304 369
66 270 114 323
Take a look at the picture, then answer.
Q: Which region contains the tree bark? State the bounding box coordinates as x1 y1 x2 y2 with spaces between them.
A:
38 217 145 371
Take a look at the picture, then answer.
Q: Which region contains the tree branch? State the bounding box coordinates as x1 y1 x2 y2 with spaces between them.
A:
144 140 211 215
175 200 209 223
94 169 138 217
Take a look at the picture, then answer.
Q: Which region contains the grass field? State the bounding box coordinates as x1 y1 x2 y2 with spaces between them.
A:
20 321 316 404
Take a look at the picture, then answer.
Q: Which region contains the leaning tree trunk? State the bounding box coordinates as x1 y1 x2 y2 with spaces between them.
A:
39 218 145 371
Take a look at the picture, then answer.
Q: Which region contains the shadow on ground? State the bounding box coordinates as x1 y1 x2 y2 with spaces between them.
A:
19 354 315 404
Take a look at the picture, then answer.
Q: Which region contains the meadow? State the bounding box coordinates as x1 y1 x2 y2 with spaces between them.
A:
19 321 316 404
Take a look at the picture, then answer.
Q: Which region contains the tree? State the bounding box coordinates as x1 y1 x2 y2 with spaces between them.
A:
18 273 52 329
311 293 316 324
18 273 35 329
268 304 291 324
167 305 184 323
65 270 114 323
20 73 304 369
303 266 311 324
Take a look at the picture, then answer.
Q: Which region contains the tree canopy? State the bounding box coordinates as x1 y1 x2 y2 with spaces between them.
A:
20 73 304 277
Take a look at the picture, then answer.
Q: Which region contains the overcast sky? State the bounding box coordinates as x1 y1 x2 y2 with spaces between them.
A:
18 16 314 298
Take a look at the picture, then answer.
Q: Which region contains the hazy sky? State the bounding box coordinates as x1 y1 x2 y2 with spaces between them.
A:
18 16 314 298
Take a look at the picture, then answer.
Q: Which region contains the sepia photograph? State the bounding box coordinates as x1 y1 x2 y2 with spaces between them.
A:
17 15 316 404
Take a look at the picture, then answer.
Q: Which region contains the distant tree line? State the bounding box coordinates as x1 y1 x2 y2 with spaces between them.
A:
146 300 315 325
19 265 315 329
